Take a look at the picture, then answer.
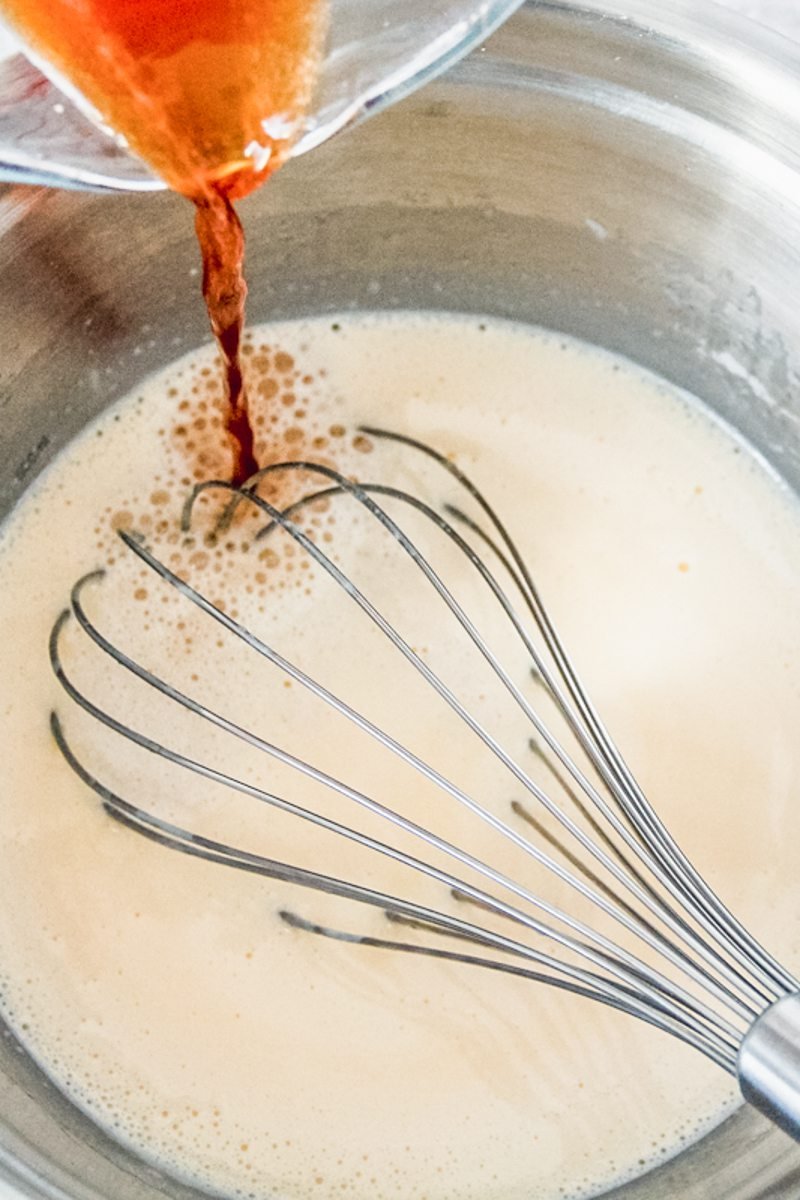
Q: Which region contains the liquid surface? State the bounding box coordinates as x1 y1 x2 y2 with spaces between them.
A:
2 313 800 1200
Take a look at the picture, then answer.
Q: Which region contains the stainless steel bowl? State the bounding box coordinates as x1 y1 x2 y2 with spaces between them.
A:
3 1 800 1195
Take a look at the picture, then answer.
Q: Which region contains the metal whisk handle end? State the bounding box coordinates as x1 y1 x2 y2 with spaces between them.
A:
739 993 800 1140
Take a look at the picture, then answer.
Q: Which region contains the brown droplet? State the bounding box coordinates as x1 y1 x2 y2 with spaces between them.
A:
257 377 279 400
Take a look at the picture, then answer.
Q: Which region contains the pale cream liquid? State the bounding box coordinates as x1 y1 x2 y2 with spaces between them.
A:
2 313 800 1200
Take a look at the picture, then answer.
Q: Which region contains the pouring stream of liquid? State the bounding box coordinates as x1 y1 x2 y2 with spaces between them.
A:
194 192 258 483
0 0 326 482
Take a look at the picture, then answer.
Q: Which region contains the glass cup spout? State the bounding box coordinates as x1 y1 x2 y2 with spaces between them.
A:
0 1 524 194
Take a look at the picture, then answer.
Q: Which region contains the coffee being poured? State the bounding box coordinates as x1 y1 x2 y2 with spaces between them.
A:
0 0 327 482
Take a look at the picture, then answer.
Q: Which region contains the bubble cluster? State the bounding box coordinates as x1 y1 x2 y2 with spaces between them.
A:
88 328 377 628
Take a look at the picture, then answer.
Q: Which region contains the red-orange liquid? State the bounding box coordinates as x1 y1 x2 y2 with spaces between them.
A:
1 0 325 481
194 192 258 483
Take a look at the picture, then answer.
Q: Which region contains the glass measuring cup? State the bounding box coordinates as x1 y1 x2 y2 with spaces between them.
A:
0 0 524 193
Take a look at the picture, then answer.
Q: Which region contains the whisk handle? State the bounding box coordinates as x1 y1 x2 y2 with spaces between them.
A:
738 993 800 1140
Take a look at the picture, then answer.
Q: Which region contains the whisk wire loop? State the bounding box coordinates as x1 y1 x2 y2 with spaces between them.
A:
193 463 775 1015
52 557 743 1044
359 427 798 998
49 430 800 1131
186 475 767 1017
47 716 740 1074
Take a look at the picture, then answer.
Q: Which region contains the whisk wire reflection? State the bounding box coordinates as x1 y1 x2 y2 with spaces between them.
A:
49 428 800 1115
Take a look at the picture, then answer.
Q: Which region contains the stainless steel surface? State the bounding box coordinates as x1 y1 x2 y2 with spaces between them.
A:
721 0 800 39
3 0 800 1196
45 436 800 1133
739 996 800 1136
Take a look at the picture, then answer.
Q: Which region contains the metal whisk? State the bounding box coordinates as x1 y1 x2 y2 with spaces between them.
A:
49 426 800 1140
